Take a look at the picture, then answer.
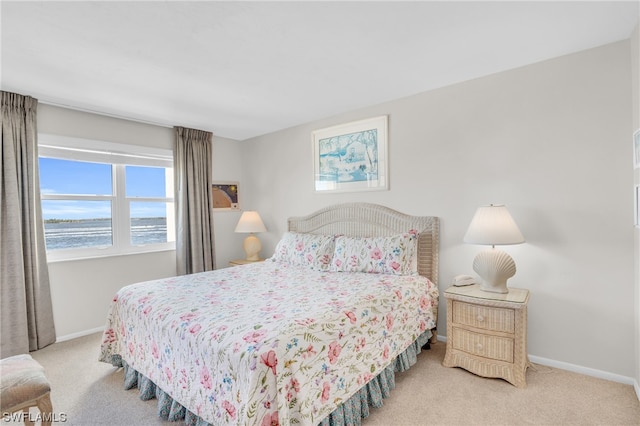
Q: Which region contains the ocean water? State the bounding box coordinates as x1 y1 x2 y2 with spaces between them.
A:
44 217 167 250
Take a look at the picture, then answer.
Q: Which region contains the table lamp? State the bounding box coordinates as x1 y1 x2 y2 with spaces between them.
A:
463 204 525 293
234 211 267 261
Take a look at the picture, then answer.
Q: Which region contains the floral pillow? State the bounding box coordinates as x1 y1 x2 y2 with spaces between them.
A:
330 230 419 275
271 232 335 271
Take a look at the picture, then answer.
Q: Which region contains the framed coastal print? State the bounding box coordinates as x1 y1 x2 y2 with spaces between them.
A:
312 115 388 193
212 181 239 210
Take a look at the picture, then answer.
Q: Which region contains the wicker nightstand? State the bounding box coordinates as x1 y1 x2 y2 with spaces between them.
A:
228 258 265 267
442 284 530 388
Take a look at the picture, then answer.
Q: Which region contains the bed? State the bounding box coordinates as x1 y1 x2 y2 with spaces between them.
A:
99 203 439 425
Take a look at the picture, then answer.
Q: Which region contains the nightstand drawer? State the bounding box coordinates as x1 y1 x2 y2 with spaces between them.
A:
451 327 514 362
452 301 515 333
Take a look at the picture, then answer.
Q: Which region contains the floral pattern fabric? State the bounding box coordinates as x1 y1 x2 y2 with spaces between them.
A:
330 231 418 275
99 261 438 426
271 232 336 271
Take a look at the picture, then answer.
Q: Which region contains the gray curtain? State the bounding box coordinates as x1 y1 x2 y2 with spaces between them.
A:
1 91 56 357
174 126 216 275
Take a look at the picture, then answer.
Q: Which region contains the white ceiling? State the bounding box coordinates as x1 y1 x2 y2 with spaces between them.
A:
2 1 638 141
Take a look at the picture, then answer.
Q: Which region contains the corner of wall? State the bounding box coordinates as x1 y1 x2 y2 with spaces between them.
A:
632 18 640 401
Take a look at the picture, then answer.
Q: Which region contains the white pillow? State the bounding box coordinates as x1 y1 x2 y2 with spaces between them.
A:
329 231 418 275
271 232 335 271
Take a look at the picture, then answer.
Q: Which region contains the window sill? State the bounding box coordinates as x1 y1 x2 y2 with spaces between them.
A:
46 246 176 263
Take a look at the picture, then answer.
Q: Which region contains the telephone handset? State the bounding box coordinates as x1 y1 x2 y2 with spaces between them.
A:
452 274 477 287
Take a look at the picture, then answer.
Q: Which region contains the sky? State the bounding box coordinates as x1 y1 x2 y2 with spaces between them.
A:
39 158 171 220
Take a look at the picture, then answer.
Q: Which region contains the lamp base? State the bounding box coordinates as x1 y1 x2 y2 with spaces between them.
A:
472 248 517 293
243 233 262 261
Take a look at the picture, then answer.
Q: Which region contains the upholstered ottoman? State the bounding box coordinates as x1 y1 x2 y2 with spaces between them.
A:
0 354 52 426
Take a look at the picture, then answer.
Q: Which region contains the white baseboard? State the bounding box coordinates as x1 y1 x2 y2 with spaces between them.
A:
528 354 635 386
56 326 104 343
436 335 637 388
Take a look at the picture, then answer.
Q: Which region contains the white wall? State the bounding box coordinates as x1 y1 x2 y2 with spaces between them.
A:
37 104 245 339
631 21 640 396
238 41 636 378
210 138 251 267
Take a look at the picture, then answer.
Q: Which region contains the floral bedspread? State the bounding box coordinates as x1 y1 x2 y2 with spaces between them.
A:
99 261 438 425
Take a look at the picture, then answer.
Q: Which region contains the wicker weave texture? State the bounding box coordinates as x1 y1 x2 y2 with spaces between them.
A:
451 328 514 362
446 352 520 383
452 302 515 333
443 291 530 388
288 202 439 285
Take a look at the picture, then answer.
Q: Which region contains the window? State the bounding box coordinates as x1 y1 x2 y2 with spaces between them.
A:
39 135 174 261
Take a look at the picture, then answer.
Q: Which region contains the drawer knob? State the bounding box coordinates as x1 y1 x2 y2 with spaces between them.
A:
476 343 483 351
477 315 484 322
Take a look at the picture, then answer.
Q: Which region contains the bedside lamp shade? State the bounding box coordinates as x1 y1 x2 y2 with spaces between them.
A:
464 205 524 293
464 205 525 246
235 211 267 261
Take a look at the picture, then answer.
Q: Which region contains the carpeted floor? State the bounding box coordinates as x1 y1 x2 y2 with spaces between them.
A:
23 332 640 425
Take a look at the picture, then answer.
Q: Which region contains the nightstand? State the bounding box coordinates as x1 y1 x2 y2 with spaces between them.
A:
442 284 530 388
228 258 265 267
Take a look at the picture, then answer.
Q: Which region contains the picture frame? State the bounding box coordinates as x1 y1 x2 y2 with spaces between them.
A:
312 115 389 193
634 129 640 169
212 181 239 210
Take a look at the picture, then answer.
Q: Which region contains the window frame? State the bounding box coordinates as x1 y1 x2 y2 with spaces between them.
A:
39 134 175 262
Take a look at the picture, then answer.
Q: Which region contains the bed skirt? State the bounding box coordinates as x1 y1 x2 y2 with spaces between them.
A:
107 329 433 426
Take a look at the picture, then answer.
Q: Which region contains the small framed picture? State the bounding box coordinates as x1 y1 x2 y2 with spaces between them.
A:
212 182 239 210
634 129 640 169
312 115 388 193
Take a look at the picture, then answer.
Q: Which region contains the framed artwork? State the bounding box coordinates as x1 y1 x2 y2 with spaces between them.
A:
634 129 640 169
312 115 388 193
212 182 239 210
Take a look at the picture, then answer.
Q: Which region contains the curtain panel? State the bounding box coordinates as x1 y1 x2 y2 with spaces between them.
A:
0 91 56 357
174 127 216 275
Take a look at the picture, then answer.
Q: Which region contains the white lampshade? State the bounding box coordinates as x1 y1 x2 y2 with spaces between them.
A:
234 211 267 233
464 205 524 294
464 205 525 246
234 211 267 261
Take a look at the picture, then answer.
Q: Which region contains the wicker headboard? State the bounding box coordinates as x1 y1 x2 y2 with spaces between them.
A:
288 203 439 285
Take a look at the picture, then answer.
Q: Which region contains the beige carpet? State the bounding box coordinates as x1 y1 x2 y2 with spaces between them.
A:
23 332 640 425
